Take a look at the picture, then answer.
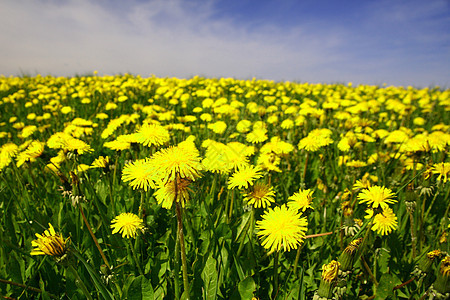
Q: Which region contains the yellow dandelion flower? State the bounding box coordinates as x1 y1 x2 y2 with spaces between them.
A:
104 135 132 151
228 165 263 189
91 156 110 169
287 188 314 212
200 113 212 122
16 140 45 167
19 125 37 138
432 162 450 183
298 129 333 152
384 130 409 144
246 127 268 144
62 138 93 155
151 142 202 183
427 250 442 260
346 160 368 168
111 213 144 239
76 164 90 174
321 260 340 283
257 152 282 173
413 117 426 126
31 223 70 257
61 106 73 114
243 183 276 208
434 255 450 294
337 136 353 152
122 158 158 191
256 205 308 253
154 178 191 209
353 179 371 191
280 119 294 129
208 121 227 134
0 143 19 170
96 112 109 119
371 207 398 236
439 256 450 277
357 185 397 209
135 123 170 147
344 238 363 254
236 120 252 133
260 137 294 155
435 132 450 152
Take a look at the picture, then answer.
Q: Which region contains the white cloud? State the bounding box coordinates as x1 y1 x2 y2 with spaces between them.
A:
0 0 448 87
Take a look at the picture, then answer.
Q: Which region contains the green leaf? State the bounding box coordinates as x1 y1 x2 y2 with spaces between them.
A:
94 179 109 203
127 275 154 300
375 273 401 300
201 255 218 300
378 249 391 274
237 276 256 300
72 250 115 300
235 211 252 242
309 237 323 250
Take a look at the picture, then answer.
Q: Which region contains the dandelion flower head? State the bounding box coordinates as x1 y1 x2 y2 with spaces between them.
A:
321 260 340 283
298 129 333 152
228 165 263 190
256 205 308 253
151 141 202 183
243 182 276 208
208 121 227 134
91 156 110 169
371 207 398 236
357 185 397 209
122 158 158 191
432 162 450 183
287 188 314 212
438 256 450 277
31 223 70 257
0 143 19 170
260 137 294 155
154 177 191 209
111 213 144 239
16 140 45 167
135 123 170 147
246 127 268 144
257 152 282 173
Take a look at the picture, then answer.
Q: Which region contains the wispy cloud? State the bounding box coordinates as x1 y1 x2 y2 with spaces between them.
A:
0 0 448 87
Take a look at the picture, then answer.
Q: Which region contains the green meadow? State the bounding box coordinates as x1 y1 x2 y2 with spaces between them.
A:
0 74 449 299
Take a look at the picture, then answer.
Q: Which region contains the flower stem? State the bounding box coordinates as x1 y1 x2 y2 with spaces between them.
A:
78 203 111 269
361 256 378 286
174 226 181 300
418 194 426 253
272 251 280 299
302 152 309 184
293 243 304 275
304 232 334 239
393 276 417 290
228 189 235 221
128 239 144 275
67 264 93 300
423 191 439 221
408 210 417 261
0 278 58 299
134 190 146 266
236 209 254 257
175 200 190 297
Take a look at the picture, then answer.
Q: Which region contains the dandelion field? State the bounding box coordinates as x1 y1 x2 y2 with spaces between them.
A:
0 74 449 299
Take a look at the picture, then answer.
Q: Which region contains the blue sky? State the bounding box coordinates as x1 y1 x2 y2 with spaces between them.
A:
1 0 449 87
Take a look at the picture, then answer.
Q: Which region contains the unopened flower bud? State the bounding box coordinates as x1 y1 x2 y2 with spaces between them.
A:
317 260 340 299
434 256 450 294
338 238 363 271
